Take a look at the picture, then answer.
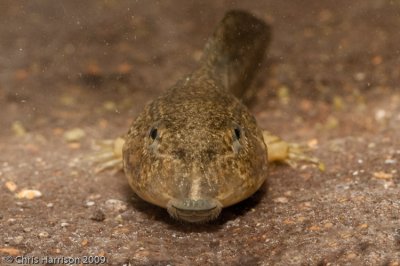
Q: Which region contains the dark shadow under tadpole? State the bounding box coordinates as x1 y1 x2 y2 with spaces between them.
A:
122 179 269 232
216 181 268 224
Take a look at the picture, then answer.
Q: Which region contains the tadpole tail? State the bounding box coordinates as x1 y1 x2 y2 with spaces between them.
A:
200 10 271 98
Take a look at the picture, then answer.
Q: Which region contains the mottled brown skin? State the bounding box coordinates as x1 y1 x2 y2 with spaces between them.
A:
123 10 271 222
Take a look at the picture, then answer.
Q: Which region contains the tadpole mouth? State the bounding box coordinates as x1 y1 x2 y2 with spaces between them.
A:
167 198 222 223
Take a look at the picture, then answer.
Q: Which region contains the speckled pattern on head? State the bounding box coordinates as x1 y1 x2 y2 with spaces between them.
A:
123 10 271 222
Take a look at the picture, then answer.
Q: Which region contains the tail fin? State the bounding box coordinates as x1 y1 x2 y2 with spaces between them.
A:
200 10 271 98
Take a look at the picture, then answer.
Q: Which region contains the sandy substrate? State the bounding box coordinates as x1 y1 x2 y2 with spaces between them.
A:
0 1 399 265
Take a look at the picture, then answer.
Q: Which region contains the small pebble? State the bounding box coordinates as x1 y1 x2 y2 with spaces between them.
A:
383 180 394 189
309 225 321 231
373 171 393 179
284 191 292 196
14 235 24 244
324 222 334 228
371 55 383 65
307 139 318 148
354 72 366 81
384 159 397 164
347 253 357 259
16 189 42 199
105 199 128 212
0 247 21 256
68 142 81 149
325 115 339 129
53 248 61 254
277 86 290 105
115 214 124 223
38 231 49 238
87 194 101 200
117 63 133 74
81 239 89 246
374 109 387 121
63 128 86 142
12 121 27 136
297 216 306 222
5 181 17 192
85 201 95 207
103 101 117 111
283 218 295 224
368 142 376 148
90 209 106 222
273 197 289 203
358 223 369 229
60 222 69 227
302 202 312 208
60 95 76 106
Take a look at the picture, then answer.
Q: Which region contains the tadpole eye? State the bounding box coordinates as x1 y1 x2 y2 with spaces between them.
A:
149 127 158 140
234 127 241 140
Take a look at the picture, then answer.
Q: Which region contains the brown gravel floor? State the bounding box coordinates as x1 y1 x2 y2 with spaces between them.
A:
1 1 399 265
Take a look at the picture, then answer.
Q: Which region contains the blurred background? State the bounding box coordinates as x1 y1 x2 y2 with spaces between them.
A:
0 1 399 265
